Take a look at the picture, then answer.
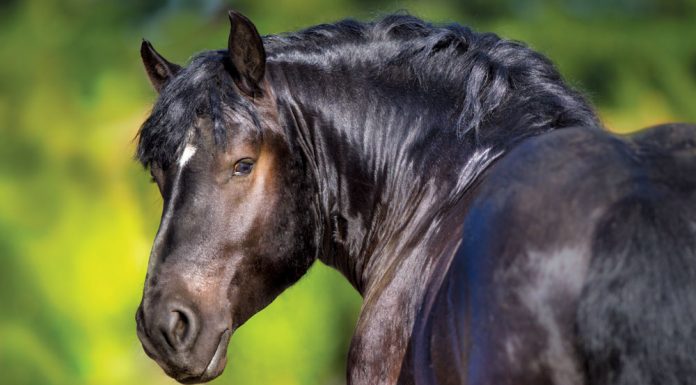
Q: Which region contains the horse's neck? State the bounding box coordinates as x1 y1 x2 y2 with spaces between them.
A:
269 63 499 297
269 61 532 382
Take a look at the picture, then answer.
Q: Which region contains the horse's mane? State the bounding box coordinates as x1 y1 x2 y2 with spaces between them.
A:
265 14 598 134
137 13 599 168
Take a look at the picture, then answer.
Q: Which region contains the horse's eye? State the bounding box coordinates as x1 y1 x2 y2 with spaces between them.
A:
233 158 254 176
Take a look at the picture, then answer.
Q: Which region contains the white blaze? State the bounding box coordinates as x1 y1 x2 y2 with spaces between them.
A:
179 144 197 168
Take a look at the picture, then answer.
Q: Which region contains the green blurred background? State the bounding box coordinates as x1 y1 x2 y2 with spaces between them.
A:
0 0 694 384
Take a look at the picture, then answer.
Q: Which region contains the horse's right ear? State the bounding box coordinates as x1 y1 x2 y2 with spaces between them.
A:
227 10 266 96
140 40 181 93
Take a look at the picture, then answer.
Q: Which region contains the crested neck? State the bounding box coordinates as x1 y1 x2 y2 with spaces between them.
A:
266 62 503 296
262 23 598 296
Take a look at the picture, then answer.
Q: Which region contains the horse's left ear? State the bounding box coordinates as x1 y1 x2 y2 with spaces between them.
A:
227 10 266 96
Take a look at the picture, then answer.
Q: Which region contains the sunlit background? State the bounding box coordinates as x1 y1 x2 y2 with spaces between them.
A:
1 0 695 384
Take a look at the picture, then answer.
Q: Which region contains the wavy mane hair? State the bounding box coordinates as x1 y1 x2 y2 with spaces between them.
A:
137 14 599 172
134 12 696 385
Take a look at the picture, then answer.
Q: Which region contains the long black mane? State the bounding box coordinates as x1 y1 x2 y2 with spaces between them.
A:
264 14 598 134
137 14 599 170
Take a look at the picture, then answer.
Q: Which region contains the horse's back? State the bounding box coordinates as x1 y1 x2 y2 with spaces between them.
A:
405 124 696 385
579 123 696 385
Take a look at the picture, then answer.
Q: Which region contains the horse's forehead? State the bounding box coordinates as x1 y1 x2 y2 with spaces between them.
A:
140 56 266 168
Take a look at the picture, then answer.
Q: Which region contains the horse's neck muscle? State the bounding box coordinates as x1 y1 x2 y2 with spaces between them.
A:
268 62 496 295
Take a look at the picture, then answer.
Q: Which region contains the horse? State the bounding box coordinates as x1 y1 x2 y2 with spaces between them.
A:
134 10 696 385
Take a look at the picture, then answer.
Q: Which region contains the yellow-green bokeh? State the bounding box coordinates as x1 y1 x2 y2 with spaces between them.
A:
1 1 695 384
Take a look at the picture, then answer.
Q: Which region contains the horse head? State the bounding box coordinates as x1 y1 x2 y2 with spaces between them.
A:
134 11 318 383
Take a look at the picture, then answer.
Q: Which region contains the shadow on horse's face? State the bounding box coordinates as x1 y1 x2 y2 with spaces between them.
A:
135 12 316 383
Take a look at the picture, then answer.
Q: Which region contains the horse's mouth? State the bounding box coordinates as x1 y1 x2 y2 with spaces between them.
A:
198 329 231 382
175 329 231 384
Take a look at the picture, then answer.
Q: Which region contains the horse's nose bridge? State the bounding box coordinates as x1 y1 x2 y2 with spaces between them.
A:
142 162 220 310
148 168 193 270
150 205 210 268
148 204 177 271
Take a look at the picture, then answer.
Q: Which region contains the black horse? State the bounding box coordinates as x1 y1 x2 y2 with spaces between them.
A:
134 11 696 385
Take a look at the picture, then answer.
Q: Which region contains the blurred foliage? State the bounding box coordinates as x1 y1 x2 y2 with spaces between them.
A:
0 0 694 384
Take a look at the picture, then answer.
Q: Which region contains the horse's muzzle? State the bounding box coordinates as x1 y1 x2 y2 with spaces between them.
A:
135 303 231 384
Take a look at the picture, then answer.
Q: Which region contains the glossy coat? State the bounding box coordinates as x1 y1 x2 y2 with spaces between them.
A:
134 11 696 385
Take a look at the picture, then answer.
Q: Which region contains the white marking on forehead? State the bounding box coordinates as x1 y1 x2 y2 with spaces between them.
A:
178 144 197 168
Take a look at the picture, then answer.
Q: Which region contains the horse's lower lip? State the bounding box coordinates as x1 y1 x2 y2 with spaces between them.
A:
199 329 231 382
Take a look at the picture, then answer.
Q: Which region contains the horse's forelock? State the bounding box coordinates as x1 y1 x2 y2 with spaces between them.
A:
136 52 262 169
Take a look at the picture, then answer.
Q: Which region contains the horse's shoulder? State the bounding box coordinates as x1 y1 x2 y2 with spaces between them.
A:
403 125 696 384
403 128 633 384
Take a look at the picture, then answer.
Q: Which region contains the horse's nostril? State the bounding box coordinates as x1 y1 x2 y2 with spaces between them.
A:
162 305 199 352
173 312 187 338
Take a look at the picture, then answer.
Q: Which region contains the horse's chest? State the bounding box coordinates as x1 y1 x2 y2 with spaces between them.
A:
347 280 427 385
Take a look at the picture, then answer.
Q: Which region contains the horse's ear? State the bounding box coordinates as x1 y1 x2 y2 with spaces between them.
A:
140 40 182 93
227 10 266 96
